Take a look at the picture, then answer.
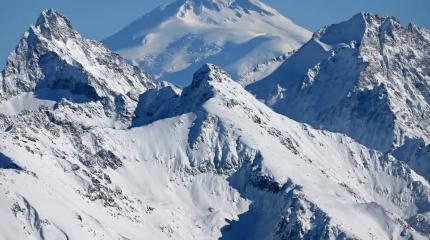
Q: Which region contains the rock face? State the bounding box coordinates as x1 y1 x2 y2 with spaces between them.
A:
2 9 430 240
103 0 311 85
248 12 430 179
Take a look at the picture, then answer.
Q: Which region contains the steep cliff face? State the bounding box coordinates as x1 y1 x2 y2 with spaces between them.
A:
248 13 430 179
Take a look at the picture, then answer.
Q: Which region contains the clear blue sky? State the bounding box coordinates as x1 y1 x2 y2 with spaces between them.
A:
1 0 429 68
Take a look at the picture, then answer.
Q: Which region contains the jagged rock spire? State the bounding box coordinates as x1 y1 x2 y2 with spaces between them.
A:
191 64 230 89
34 9 77 40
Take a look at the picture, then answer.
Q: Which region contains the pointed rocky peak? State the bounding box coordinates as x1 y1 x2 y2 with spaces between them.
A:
181 63 252 113
361 12 400 27
380 16 402 34
315 12 401 46
178 64 236 107
1 9 155 106
134 63 258 126
33 9 77 40
35 9 72 30
189 63 233 91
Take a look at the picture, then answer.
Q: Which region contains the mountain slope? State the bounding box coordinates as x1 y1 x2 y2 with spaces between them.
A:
103 0 311 85
2 55 430 239
248 13 430 179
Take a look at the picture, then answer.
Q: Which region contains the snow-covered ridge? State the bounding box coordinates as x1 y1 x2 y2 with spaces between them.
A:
248 12 430 179
103 0 311 85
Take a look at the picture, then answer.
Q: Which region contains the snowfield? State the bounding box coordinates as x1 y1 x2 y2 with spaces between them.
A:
1 2 430 240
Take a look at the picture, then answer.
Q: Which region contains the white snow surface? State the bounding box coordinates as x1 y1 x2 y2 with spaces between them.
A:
1 61 430 239
0 92 55 116
1 8 430 240
103 0 311 86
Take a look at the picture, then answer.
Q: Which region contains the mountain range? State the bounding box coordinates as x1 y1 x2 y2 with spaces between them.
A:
1 1 430 240
248 12 430 181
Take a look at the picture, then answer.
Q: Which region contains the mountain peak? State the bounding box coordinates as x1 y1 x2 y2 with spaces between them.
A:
103 0 310 86
315 12 401 45
34 9 76 39
183 0 239 6
182 0 249 8
190 64 231 89
179 0 275 16
353 12 401 31
1 9 155 105
36 9 69 27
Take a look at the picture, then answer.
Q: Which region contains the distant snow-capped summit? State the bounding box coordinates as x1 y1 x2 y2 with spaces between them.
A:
103 0 311 85
179 0 277 15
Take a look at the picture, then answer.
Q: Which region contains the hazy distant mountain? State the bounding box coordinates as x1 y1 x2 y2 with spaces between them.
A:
103 0 311 85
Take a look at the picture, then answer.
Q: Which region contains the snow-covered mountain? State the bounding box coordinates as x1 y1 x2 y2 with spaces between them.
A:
0 9 157 123
248 13 430 180
2 8 430 240
103 0 311 85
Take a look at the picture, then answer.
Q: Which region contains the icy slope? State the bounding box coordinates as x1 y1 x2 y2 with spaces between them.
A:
0 10 156 122
248 13 430 179
2 58 430 239
103 0 311 85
